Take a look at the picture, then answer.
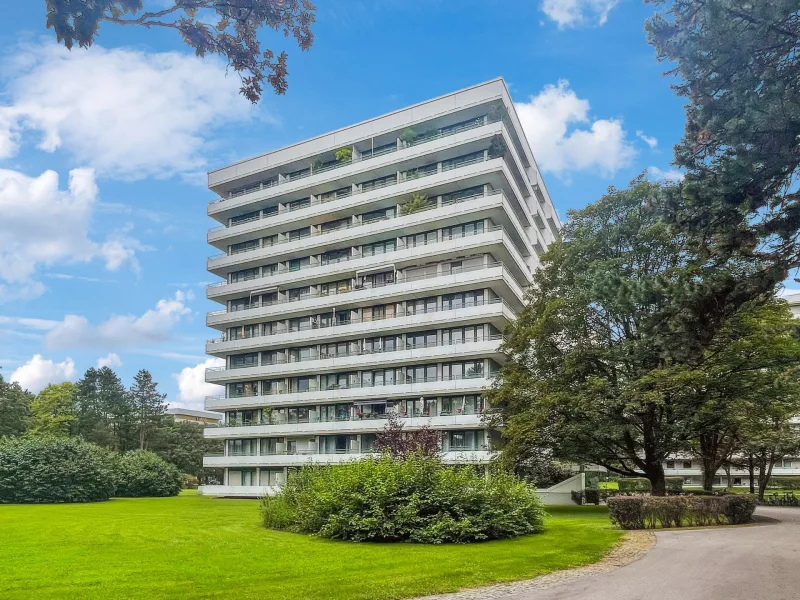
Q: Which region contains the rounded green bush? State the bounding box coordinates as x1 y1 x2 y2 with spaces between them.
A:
114 450 183 497
262 456 546 543
0 436 115 503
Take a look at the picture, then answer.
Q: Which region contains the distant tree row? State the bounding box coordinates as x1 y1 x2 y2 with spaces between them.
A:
0 368 221 482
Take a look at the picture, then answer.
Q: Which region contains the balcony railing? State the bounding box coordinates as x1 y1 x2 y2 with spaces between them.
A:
206 370 496 402
222 408 488 427
207 336 501 375
205 261 508 318
210 114 494 208
208 298 506 344
207 223 504 293
207 189 502 263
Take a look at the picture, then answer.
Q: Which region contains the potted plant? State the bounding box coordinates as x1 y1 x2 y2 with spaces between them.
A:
335 147 352 163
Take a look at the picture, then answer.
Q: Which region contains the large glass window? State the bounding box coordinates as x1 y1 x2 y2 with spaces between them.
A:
319 435 357 454
287 197 310 211
361 368 399 387
229 381 258 398
321 372 356 390
445 430 481 451
230 211 260 226
287 407 310 424
291 377 314 393
289 257 310 272
319 279 351 296
260 438 280 455
288 286 311 301
230 267 259 283
361 433 378 452
443 326 483 345
321 218 350 234
443 221 484 240
322 248 350 264
360 271 394 288
361 207 395 224
288 227 311 241
443 361 484 380
442 185 484 205
288 347 316 363
360 173 396 192
406 297 438 315
362 238 396 257
406 230 437 248
406 330 437 349
227 439 258 456
442 290 484 310
230 353 258 369
230 240 259 254
406 364 437 383
261 379 285 395
320 342 350 359
319 404 351 422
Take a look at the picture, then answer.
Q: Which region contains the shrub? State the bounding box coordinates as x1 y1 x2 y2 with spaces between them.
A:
618 477 652 493
487 135 507 159
262 455 545 543
399 193 431 216
0 436 115 503
607 497 646 529
723 494 757 524
665 477 684 493
335 147 352 162
772 477 800 490
400 127 417 145
570 490 583 505
608 494 756 529
114 451 183 497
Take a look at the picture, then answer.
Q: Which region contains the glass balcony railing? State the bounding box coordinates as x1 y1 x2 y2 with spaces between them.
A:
209 114 497 208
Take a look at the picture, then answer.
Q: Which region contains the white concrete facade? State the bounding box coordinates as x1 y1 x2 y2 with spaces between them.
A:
199 79 560 497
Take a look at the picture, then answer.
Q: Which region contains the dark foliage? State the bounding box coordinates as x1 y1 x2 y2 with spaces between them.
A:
607 494 756 529
114 450 183 497
0 436 115 503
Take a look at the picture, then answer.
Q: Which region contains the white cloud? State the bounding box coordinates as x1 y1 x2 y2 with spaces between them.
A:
0 167 142 300
636 130 658 148
45 290 192 349
173 357 225 409
96 352 122 368
10 354 76 394
648 166 684 182
0 42 257 180
515 80 636 179
541 0 618 28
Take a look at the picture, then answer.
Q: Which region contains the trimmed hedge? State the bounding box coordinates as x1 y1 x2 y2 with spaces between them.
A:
114 451 183 497
772 477 800 490
607 495 756 529
262 455 546 543
618 477 651 493
665 477 684 493
0 436 115 503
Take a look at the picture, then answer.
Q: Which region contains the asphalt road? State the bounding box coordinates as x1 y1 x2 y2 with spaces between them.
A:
509 507 800 600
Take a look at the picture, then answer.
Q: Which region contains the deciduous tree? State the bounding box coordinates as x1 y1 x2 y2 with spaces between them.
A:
0 374 33 438
31 382 77 437
45 0 317 103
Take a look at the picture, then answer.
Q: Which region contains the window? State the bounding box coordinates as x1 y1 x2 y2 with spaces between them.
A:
320 404 351 422
362 238 396 257
407 330 437 349
261 379 284 395
321 218 350 234
262 234 278 247
406 364 437 383
288 286 311 301
289 316 312 332
443 361 484 380
292 377 314 393
319 435 357 454
229 381 258 399
361 207 395 224
445 430 480 451
406 297 437 315
784 459 794 468
263 321 281 336
230 267 259 283
442 151 483 171
261 350 285 365
286 167 310 181
229 469 257 486
227 439 258 456
361 368 399 387
443 326 483 345
406 230 437 248
230 353 258 369
289 257 309 272
360 271 394 288
443 221 484 240
322 248 350 264
287 440 297 455
228 324 259 340
319 279 351 296
288 347 316 362
287 407 310 424
442 185 484 205
260 438 280 455
287 197 310 211
230 240 259 254
666 460 675 469
263 205 279 218
442 290 484 310
361 433 378 452
734 477 743 486
319 187 352 202
288 227 311 241
321 372 356 390
320 342 350 359
363 336 399 353
360 173 396 192
230 210 259 226
229 298 256 312
682 460 693 469
259 292 278 306
360 142 395 160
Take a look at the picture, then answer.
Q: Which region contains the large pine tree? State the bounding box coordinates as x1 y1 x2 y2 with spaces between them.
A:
129 369 167 450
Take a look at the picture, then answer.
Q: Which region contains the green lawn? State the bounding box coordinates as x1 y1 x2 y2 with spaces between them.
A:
0 492 622 600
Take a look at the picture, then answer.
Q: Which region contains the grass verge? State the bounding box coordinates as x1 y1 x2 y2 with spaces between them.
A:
0 492 621 600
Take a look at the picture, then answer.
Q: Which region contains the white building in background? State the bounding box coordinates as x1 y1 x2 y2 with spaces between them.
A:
199 79 561 497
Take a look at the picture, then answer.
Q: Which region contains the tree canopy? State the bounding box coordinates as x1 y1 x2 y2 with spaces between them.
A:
45 0 317 103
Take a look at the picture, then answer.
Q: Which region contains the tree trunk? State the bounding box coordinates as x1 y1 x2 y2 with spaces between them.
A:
725 464 733 489
748 454 755 494
701 456 717 492
645 462 667 496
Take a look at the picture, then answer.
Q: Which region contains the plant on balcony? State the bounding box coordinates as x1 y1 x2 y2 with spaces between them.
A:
399 192 430 216
0 436 116 504
261 455 545 543
400 127 417 146
487 134 507 159
113 450 183 498
335 147 352 163
374 413 441 459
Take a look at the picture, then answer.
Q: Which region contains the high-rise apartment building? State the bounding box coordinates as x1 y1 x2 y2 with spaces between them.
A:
200 79 560 496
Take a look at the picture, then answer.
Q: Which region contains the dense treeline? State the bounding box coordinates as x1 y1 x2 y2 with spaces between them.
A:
0 368 221 483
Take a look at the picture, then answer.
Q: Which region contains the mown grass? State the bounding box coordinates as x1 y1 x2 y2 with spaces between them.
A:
0 492 622 600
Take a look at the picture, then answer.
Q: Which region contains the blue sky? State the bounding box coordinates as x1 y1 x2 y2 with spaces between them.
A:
0 0 687 406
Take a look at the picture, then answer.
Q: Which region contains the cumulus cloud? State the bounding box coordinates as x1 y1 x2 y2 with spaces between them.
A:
636 130 658 148
173 357 225 409
96 352 122 368
0 42 257 180
0 167 142 301
10 354 76 394
515 80 636 179
44 290 192 349
648 166 684 182
541 0 619 28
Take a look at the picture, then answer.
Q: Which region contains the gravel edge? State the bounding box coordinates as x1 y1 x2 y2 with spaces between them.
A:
413 531 657 600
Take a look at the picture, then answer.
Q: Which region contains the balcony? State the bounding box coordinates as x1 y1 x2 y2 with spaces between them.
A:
209 114 496 208
203 450 494 468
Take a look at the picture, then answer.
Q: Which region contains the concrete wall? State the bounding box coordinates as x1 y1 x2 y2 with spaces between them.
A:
537 473 584 506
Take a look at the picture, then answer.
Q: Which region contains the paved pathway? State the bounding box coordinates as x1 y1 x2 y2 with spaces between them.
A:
422 507 800 600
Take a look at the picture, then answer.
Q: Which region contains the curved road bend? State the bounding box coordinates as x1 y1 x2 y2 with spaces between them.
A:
509 507 800 600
